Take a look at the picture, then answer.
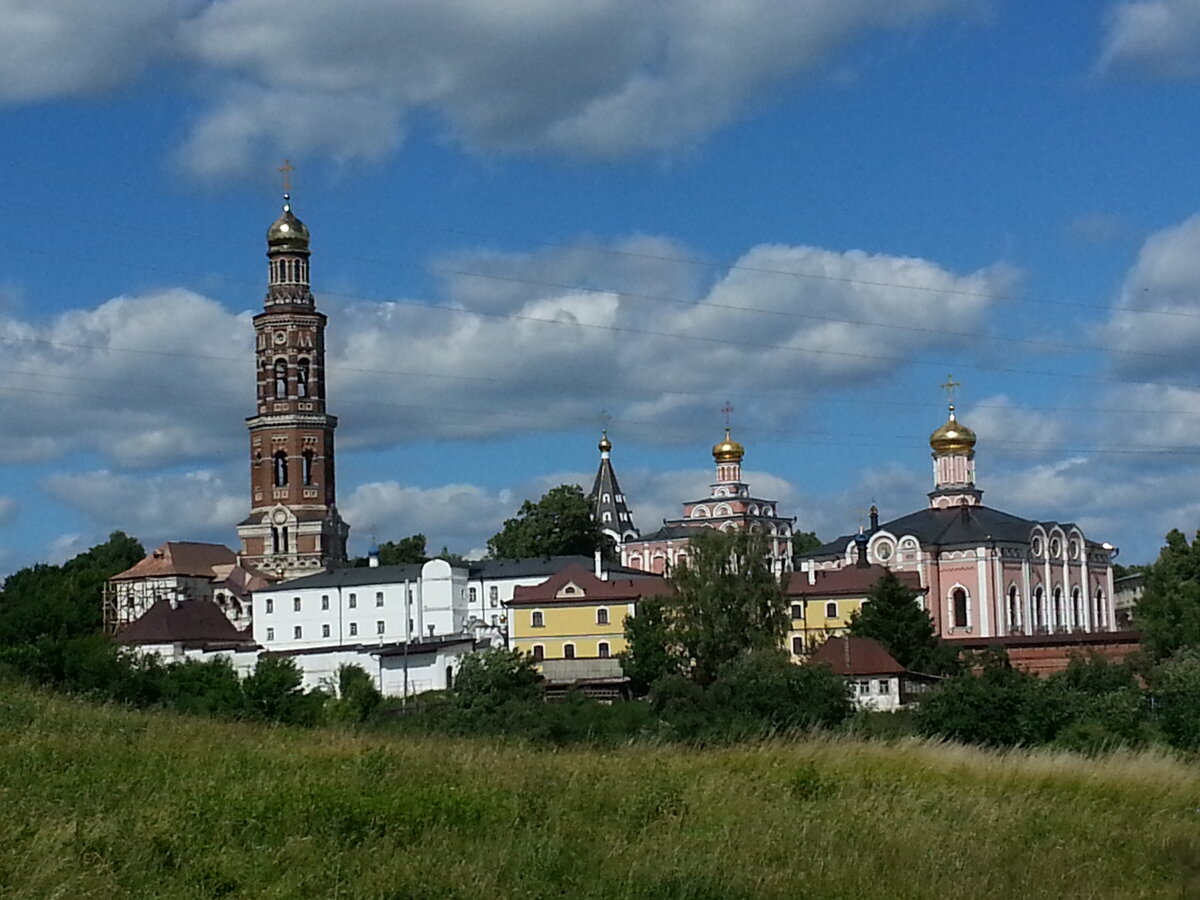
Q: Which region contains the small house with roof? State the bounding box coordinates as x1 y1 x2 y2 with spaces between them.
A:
809 635 926 712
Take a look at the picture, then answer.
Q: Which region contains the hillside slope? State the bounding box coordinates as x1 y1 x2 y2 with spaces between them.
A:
1 684 1197 899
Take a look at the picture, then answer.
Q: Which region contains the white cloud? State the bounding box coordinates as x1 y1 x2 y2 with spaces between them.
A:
0 0 181 102
1096 212 1200 379
1099 0 1200 79
172 0 967 176
0 497 16 526
966 395 1067 455
43 469 244 546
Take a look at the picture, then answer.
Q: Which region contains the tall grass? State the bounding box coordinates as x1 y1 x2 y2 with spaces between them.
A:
2 683 1198 899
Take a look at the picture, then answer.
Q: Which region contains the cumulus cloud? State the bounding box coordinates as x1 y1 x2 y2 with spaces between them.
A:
171 0 966 176
1098 0 1200 79
330 238 1013 448
966 396 1068 455
1096 212 1200 379
43 468 244 546
0 0 181 102
0 288 251 467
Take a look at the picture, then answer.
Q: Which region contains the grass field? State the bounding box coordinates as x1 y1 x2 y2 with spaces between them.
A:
2 683 1199 899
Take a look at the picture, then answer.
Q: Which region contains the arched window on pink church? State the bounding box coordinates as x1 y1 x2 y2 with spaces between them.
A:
652 555 666 574
1094 588 1106 629
1053 587 1064 631
1008 585 1020 634
1034 587 1046 632
1071 588 1082 630
952 588 968 629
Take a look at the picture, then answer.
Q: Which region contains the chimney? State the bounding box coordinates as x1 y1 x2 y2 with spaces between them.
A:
594 548 603 579
842 634 852 670
869 505 879 532
806 560 816 586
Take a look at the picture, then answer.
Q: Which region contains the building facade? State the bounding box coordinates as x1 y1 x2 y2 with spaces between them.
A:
801 402 1117 641
622 428 796 576
236 195 349 580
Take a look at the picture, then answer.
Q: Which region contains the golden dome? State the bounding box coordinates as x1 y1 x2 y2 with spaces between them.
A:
930 406 977 456
598 430 612 453
267 195 310 251
712 427 745 463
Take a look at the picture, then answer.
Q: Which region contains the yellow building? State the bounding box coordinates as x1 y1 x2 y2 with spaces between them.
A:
784 563 924 658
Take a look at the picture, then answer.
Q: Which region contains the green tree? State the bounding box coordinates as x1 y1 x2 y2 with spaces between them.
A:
790 531 822 561
0 531 144 647
847 569 958 674
326 663 383 722
711 650 852 730
1133 528 1200 659
623 530 788 688
487 484 608 559
1148 648 1200 750
618 595 684 694
452 648 541 712
354 534 428 567
243 656 323 725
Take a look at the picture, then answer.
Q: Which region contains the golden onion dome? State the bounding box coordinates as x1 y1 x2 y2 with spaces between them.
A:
712 427 745 463
598 430 612 453
267 195 310 251
930 406 977 456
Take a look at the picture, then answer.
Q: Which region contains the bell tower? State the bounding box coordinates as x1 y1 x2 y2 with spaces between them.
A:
237 189 349 578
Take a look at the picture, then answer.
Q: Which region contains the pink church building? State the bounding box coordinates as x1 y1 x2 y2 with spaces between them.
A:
799 402 1117 641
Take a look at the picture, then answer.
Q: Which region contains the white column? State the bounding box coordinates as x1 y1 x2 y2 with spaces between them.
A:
976 546 989 636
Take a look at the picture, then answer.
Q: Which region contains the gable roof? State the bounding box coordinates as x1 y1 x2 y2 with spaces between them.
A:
111 542 237 581
117 599 252 647
508 563 670 606
809 635 905 676
785 565 924 598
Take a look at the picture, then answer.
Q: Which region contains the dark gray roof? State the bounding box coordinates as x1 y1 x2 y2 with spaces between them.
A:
468 555 644 579
117 599 253 647
805 504 1069 559
632 523 710 542
590 454 639 538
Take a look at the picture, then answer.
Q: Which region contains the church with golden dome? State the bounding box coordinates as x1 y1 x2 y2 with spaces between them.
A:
799 399 1118 641
614 426 796 577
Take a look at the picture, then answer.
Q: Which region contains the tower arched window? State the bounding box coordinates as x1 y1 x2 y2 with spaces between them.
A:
1072 588 1082 630
1053 587 1064 630
271 527 280 554
1095 588 1106 628
1008 585 1020 633
1034 587 1046 631
952 588 968 629
274 451 289 487
296 359 310 398
274 359 288 399
302 449 314 486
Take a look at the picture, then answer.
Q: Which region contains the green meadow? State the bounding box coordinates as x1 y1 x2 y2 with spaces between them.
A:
2 683 1198 899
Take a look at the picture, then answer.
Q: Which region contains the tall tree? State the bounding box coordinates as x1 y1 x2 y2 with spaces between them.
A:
791 531 822 561
847 569 956 674
1134 528 1200 659
353 534 428 567
487 484 608 559
622 530 788 688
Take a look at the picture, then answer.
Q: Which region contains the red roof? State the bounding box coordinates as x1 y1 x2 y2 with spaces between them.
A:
508 563 669 607
111 542 236 581
786 565 923 598
809 635 905 676
116 599 252 647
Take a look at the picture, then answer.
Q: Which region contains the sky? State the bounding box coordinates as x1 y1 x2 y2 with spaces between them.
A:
3 0 1200 574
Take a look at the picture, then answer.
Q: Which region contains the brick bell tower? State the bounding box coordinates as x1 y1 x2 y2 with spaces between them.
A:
237 190 350 579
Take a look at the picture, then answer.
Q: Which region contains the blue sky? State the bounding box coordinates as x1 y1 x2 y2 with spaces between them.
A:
3 0 1200 573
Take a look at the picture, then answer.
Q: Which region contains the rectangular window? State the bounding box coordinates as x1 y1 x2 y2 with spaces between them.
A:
791 604 803 620
489 586 499 602
564 643 576 660
531 611 545 628
322 623 330 638
878 680 890 694
532 645 544 662
265 598 274 614
598 642 610 659
596 608 609 625
376 620 385 635
857 680 870 694
348 593 357 609
792 636 805 655
266 627 275 641
293 597 301 612
825 602 838 619
321 595 330 611
376 591 384 607
293 625 302 640
349 622 358 637
469 587 477 603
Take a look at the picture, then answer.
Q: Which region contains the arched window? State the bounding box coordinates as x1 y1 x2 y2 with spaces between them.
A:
1053 588 1064 629
271 526 280 554
1034 587 1046 631
652 555 666 574
1095 588 1106 628
274 359 288 398
1072 588 1082 630
825 601 838 619
563 643 575 660
273 451 288 487
302 450 314 486
1008 585 1020 633
281 527 289 553
296 359 310 398
598 642 610 659
531 645 544 662
602 511 611 523
596 608 609 625
952 588 968 629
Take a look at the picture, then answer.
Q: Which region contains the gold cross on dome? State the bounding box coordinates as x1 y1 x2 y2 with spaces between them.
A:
940 375 961 408
278 159 295 194
598 409 611 430
722 401 734 428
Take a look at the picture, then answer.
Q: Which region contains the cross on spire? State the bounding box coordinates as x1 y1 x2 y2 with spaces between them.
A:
598 409 611 430
940 374 961 410
278 159 295 194
722 401 734 429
